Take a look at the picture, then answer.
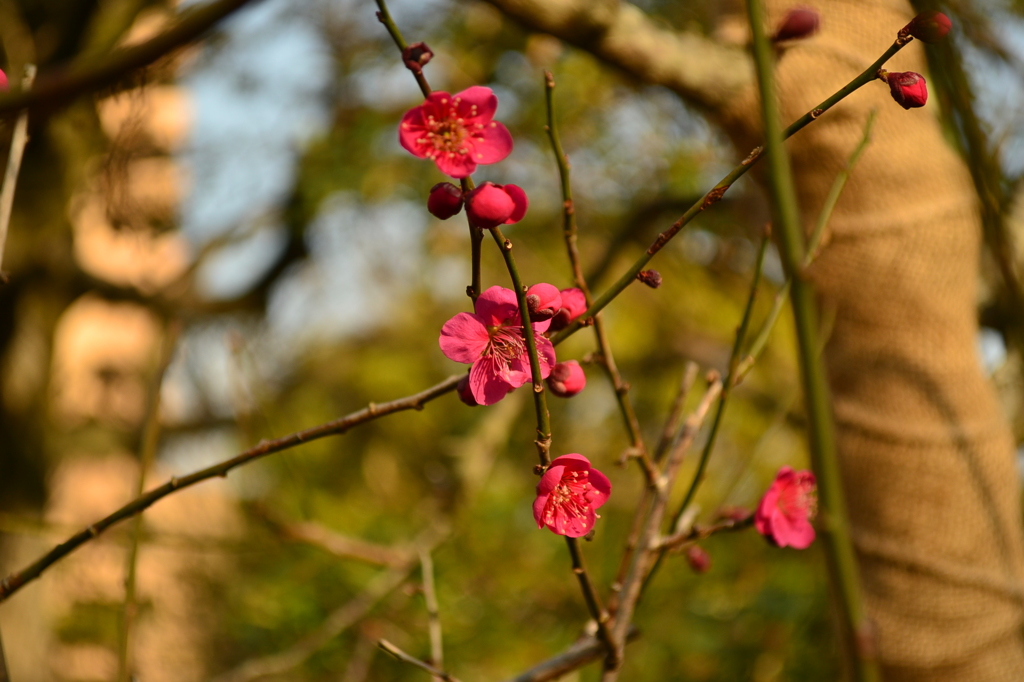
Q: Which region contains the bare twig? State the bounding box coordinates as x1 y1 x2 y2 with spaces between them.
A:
0 0 261 118
213 527 447 682
603 375 723 679
0 375 461 603
500 626 640 682
263 514 412 567
379 640 461 682
0 64 35 281
118 321 180 682
419 548 444 676
654 514 755 552
544 70 655 485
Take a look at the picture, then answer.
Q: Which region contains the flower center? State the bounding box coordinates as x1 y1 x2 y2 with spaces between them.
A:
544 470 595 525
483 323 525 367
417 97 485 160
778 482 817 519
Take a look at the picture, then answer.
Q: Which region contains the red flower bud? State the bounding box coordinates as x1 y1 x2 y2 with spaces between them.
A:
548 287 587 332
427 182 464 220
0 69 8 91
637 269 662 289
456 374 478 406
772 7 820 42
904 11 951 44
465 182 529 229
685 545 711 574
883 70 928 109
402 42 434 73
546 360 586 398
526 283 562 321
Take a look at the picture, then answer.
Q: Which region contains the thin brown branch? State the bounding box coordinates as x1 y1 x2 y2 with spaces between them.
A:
654 514 755 552
266 515 413 567
0 64 34 280
499 626 639 682
654 362 700 464
0 375 461 603
379 639 462 682
0 0 260 118
419 548 444 676
603 374 723 679
214 527 447 682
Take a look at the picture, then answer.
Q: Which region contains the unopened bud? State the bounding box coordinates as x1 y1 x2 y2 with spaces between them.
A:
686 545 711 574
546 360 586 398
465 182 529 229
526 283 562 321
637 269 662 289
548 288 587 332
427 182 464 220
402 42 434 73
881 70 928 109
904 10 951 44
456 374 478 407
772 7 820 43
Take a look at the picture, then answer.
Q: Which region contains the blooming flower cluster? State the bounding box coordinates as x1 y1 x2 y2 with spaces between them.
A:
533 454 611 537
399 86 513 179
755 466 817 549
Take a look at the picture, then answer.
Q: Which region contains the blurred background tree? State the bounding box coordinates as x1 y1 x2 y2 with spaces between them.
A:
0 0 1021 680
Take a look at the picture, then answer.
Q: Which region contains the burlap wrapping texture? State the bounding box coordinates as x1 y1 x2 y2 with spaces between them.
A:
721 1 1024 678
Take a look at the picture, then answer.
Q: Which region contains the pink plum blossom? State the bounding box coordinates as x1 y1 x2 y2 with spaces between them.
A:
533 454 611 537
439 285 556 405
754 466 817 549
548 287 588 332
465 182 528 229
399 86 513 178
547 360 586 398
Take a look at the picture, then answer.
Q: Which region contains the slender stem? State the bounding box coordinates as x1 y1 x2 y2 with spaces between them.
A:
419 548 444 676
654 363 700 463
603 376 724 680
0 375 462 603
747 0 878 678
500 626 640 682
489 226 552 466
610 362 698 614
117 322 179 682
0 0 261 118
565 537 617 664
671 230 770 526
544 70 654 484
806 111 877 263
654 514 755 552
0 64 34 280
460 177 482 302
373 0 431 98
379 640 462 682
551 39 906 347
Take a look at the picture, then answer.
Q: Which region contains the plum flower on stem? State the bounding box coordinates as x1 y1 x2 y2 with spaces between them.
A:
439 285 556 405
399 86 513 178
533 454 611 537
754 466 817 549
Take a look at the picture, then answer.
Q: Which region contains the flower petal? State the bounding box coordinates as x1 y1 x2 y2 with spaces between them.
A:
453 85 498 122
586 468 612 510
549 453 592 471
470 122 514 165
536 465 567 496
434 151 477 179
562 509 596 538
469 358 515 405
439 312 489 363
399 106 429 158
535 336 557 376
786 519 816 549
533 494 550 529
474 286 520 325
502 184 529 224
